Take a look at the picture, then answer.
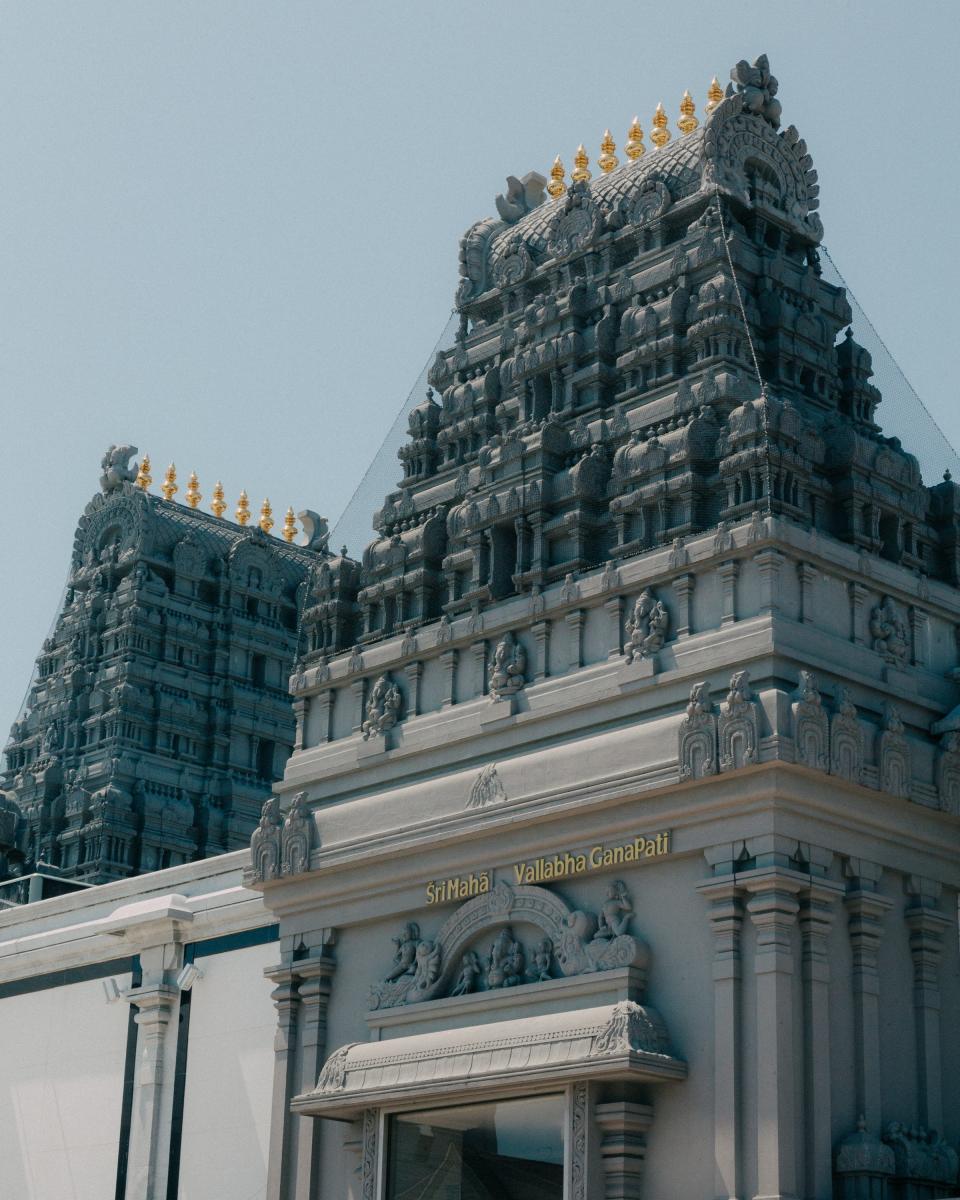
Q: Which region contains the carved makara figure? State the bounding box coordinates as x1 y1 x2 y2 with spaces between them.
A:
593 880 633 940
361 674 402 740
250 796 282 883
870 597 909 665
489 632 526 700
623 588 670 663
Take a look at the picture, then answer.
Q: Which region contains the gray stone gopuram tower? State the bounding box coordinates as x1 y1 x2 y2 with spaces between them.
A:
1 448 326 892
246 55 960 1200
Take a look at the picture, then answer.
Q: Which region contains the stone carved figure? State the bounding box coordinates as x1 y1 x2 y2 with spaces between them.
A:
792 670 828 771
494 171 546 224
730 54 781 127
99 444 139 493
592 1000 671 1057
870 597 909 666
679 682 718 780
315 1042 358 1093
531 938 553 982
489 632 526 700
361 674 402 740
830 687 864 783
935 730 960 815
878 703 911 799
280 791 312 877
466 763 507 809
592 880 633 940
624 589 670 663
883 1124 959 1190
718 670 759 771
487 927 525 988
411 940 443 997
249 797 282 883
385 923 421 982
451 951 482 996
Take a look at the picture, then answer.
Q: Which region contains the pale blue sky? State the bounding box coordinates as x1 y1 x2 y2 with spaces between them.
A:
1 0 958 728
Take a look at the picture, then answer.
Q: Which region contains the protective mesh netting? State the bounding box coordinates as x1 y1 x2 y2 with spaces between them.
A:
330 257 960 561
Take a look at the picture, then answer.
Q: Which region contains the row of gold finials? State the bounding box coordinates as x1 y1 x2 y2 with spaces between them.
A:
547 77 724 197
134 455 299 542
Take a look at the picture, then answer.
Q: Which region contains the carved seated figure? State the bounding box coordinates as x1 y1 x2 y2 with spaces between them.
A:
362 674 402 740
385 922 421 982
870 597 908 665
487 927 525 988
624 589 670 663
592 880 634 940
489 632 527 700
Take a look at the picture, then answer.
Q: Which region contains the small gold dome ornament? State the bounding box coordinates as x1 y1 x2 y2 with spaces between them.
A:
211 480 226 518
236 490 250 526
625 116 645 160
651 102 671 148
705 76 724 114
547 156 566 199
161 463 177 501
282 507 297 543
259 498 274 535
571 144 591 183
185 471 201 509
598 130 618 174
135 454 152 491
678 90 699 135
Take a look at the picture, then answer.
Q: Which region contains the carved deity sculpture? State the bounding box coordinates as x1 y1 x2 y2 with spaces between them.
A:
624 589 670 663
870 597 909 665
451 951 482 996
489 632 526 700
593 880 634 940
385 923 421 982
531 938 554 982
488 927 525 988
361 674 402 740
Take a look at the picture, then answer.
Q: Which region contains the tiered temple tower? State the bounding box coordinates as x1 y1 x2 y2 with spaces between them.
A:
0 449 327 890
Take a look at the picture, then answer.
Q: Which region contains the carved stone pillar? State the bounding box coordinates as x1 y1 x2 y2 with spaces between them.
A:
604 596 623 659
313 690 333 745
265 968 300 1200
697 876 744 1200
904 876 950 1132
744 869 805 1200
533 619 550 681
718 560 739 627
566 609 585 672
125 968 180 1200
844 862 892 1135
471 640 486 697
293 956 337 1200
800 880 841 1200
404 661 422 717
755 549 784 617
440 648 457 708
594 1101 654 1199
360 1107 379 1200
292 696 307 751
671 573 694 638
350 678 365 734
909 606 928 667
848 582 868 645
796 561 817 624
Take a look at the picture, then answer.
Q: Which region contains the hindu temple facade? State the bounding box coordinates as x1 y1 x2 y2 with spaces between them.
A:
0 51 957 1200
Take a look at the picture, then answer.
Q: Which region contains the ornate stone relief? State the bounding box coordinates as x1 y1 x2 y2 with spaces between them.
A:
248 793 315 884
870 597 909 666
546 182 601 259
882 1124 959 1191
489 632 526 700
935 731 960 814
623 588 670 663
466 763 507 809
792 670 828 771
679 682 718 780
878 704 911 799
570 1080 588 1200
99 444 139 492
361 674 402 740
368 879 648 1010
830 686 864 783
718 670 759 771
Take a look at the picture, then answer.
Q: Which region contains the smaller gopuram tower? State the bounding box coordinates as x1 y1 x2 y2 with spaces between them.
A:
1 447 327 890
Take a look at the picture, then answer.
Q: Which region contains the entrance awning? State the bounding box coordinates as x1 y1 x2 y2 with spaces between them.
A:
292 1000 686 1120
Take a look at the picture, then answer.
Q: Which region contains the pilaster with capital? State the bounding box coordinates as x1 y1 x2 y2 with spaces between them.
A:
594 1101 654 1200
718 560 739 627
265 968 300 1200
604 595 623 659
293 955 337 1200
905 876 950 1132
671 573 694 638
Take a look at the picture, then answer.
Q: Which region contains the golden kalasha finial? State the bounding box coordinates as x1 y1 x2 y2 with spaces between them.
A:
161 463 177 501
211 480 226 518
678 90 699 135
547 155 566 198
185 471 201 509
598 130 618 174
259 498 274 535
571 144 591 183
236 490 250 526
625 116 645 160
135 454 152 491
651 103 671 148
282 507 297 543
705 76 723 114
